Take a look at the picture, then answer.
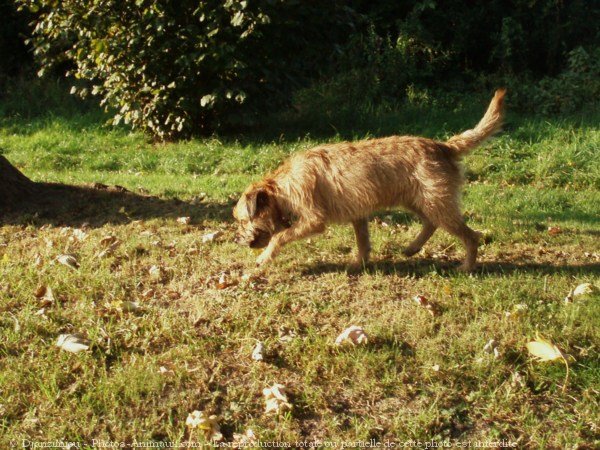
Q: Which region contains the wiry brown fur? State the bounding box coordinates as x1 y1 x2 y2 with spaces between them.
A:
234 89 506 271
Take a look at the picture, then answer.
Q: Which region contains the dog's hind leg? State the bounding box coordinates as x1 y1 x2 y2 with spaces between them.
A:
437 212 480 272
256 220 325 266
403 213 437 257
352 218 371 264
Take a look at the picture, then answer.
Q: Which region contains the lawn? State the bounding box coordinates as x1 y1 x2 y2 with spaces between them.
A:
0 86 599 448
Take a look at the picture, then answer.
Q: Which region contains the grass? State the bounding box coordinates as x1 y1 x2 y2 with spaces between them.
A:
0 81 599 448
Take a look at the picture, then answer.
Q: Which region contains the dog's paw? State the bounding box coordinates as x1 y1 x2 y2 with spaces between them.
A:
457 262 475 273
255 251 273 267
402 247 420 257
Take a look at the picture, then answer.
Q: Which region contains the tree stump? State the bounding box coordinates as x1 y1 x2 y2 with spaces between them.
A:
0 154 39 210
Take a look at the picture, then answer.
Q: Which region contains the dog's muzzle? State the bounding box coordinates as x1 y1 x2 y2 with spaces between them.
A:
235 228 271 248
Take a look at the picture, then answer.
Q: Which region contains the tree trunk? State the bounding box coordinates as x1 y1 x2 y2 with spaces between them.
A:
0 154 39 210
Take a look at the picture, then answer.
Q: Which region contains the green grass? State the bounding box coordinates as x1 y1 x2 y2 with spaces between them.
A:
0 83 599 448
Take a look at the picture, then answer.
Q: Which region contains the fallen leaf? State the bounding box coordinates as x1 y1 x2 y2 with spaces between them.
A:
505 303 528 319
526 335 563 362
34 285 47 298
202 231 222 243
564 291 574 304
96 240 121 259
431 364 440 372
232 429 256 445
56 334 90 353
252 342 265 361
166 290 181 300
142 288 155 299
185 410 222 441
511 371 525 388
413 294 439 316
149 265 163 280
38 286 56 307
207 271 237 290
100 236 118 247
55 254 80 270
278 326 297 343
177 216 191 225
573 283 596 297
158 366 173 375
72 229 87 242
263 384 292 414
547 226 562 236
483 339 496 353
526 333 570 391
335 325 368 346
122 301 141 313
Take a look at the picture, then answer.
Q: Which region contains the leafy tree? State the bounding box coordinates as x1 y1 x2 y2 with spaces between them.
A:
20 0 354 138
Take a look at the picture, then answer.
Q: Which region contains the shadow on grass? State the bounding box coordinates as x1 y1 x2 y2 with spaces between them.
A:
5 78 598 147
302 258 600 277
0 182 233 228
229 101 600 148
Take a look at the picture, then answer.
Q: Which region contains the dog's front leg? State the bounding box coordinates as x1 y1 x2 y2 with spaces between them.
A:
352 219 371 265
256 220 325 266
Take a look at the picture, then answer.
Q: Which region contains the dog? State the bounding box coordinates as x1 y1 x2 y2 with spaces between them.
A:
233 89 505 271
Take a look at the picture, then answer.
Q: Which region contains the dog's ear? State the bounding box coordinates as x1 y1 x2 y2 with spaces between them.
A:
246 189 269 218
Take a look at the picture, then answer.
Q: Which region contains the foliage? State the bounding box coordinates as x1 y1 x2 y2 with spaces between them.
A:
351 0 600 77
13 0 600 138
532 47 600 114
19 0 354 139
0 0 31 80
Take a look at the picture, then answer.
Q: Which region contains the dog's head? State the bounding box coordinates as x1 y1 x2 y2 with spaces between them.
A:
233 182 287 249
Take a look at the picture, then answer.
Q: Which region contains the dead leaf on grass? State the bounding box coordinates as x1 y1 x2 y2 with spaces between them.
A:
232 429 257 445
483 339 496 353
205 271 238 290
413 294 439 316
177 216 191 225
335 326 369 346
263 384 292 414
56 334 90 353
96 239 121 259
185 410 223 441
71 229 88 242
55 254 80 270
278 326 297 343
505 303 528 319
252 341 265 361
141 288 156 299
526 333 570 391
547 226 563 236
122 301 141 312
202 231 222 243
573 283 596 297
149 265 163 280
36 286 56 307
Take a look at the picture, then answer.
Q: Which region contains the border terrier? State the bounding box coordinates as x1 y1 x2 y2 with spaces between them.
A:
234 89 505 271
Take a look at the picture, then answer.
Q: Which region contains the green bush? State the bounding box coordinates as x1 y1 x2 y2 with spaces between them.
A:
20 0 354 139
351 0 600 78
533 47 600 114
293 25 445 117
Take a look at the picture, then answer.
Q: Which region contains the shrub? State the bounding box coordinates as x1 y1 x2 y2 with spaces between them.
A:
20 0 355 139
532 47 600 114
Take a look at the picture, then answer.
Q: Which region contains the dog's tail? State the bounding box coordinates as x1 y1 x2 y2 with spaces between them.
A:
445 88 506 157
